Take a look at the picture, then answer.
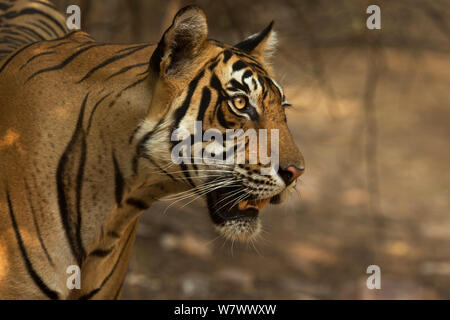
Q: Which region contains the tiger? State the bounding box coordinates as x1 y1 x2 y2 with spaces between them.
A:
0 1 305 299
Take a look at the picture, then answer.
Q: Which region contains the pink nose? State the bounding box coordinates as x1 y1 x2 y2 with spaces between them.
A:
286 165 304 182
279 165 305 185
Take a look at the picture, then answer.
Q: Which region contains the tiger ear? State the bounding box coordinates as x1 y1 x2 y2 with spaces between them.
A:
234 22 277 61
150 6 208 77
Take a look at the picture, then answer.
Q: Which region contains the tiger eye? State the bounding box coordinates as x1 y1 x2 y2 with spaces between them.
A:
233 96 247 110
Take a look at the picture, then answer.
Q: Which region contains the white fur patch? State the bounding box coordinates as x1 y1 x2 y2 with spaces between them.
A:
215 218 262 242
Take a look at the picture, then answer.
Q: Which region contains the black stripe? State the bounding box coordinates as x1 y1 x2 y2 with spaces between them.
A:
24 181 54 266
223 49 232 63
180 163 196 188
20 50 55 70
56 93 89 266
27 44 107 82
252 78 258 90
30 21 53 38
76 45 151 83
125 198 149 210
242 70 253 80
79 226 136 300
129 123 142 144
108 76 149 110
86 92 112 133
217 105 235 129
210 73 229 121
247 105 259 121
105 62 148 81
6 190 59 300
107 231 121 239
47 40 71 49
112 151 125 208
197 86 211 122
208 58 220 71
2 23 45 41
114 76 148 100
142 153 177 182
132 155 139 175
5 44 19 50
116 44 150 54
0 41 36 74
258 75 266 93
0 28 34 42
210 73 225 95
0 35 27 45
46 30 78 42
240 72 252 92
232 49 268 69
136 119 177 182
36 18 59 37
232 60 248 72
136 67 150 77
229 79 249 93
173 70 205 128
113 281 125 300
75 122 87 265
0 34 34 45
3 7 67 34
248 62 267 74
0 29 23 36
225 86 240 92
89 246 116 258
0 3 11 11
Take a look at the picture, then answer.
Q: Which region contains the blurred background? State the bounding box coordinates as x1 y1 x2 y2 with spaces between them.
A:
55 0 450 299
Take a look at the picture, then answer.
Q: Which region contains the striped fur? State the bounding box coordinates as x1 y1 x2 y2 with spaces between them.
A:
0 2 304 299
0 0 67 60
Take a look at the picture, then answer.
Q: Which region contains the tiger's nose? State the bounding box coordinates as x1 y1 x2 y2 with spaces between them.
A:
278 165 305 185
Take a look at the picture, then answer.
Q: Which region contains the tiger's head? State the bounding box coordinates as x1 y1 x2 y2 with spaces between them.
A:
140 6 304 241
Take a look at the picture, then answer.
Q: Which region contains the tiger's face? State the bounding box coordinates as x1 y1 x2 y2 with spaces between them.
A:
144 6 304 241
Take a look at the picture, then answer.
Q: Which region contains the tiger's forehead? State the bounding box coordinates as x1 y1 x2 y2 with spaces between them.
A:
207 47 285 102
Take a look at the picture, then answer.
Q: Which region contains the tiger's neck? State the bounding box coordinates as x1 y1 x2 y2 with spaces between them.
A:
44 34 186 274
74 49 178 255
61 40 184 298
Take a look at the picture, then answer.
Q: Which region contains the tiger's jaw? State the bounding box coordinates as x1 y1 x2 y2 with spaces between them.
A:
206 187 281 242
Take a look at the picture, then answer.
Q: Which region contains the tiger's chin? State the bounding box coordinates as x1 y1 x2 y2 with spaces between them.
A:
207 187 285 242
215 215 262 242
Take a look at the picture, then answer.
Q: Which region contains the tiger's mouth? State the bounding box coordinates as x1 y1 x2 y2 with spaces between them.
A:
206 186 279 241
238 198 271 211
